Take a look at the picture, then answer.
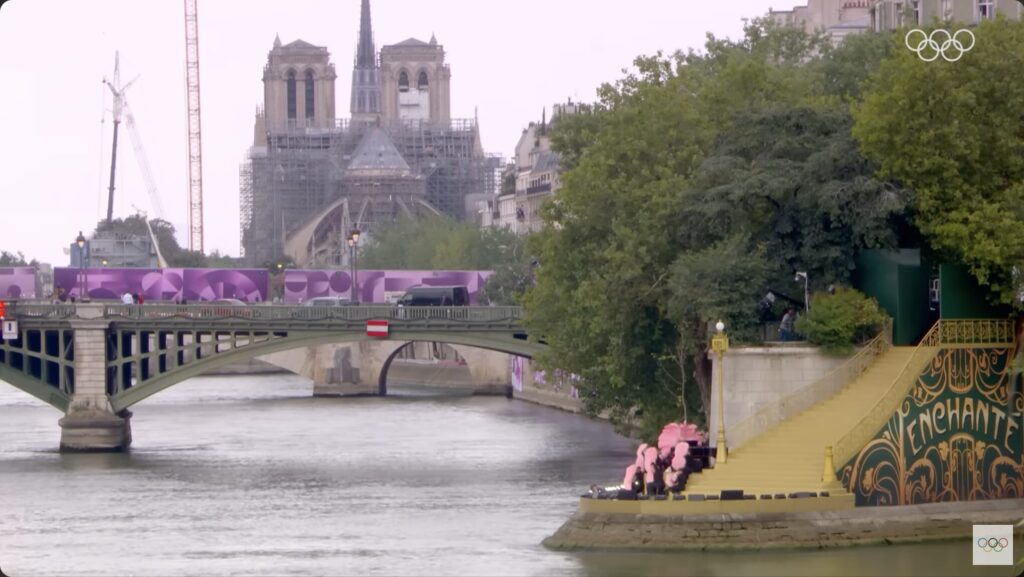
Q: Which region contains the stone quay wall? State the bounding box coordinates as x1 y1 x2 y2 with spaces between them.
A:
543 498 1024 551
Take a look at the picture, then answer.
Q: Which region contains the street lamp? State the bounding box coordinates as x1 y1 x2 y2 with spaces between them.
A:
75 231 90 302
348 228 360 304
795 271 809 312
710 320 730 465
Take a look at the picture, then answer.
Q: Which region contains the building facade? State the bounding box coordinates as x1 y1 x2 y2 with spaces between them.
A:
481 102 582 234
870 0 1021 31
769 0 1022 36
239 0 500 267
767 1 872 40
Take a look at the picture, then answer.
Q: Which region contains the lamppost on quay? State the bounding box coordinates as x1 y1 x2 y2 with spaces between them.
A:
710 320 729 465
347 228 360 304
75 231 91 302
795 271 810 312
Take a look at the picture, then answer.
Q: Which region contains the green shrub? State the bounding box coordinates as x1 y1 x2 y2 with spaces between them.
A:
795 288 888 356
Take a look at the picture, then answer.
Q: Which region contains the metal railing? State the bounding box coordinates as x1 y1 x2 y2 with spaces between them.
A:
728 319 893 451
934 318 1015 346
832 318 1015 466
98 304 525 327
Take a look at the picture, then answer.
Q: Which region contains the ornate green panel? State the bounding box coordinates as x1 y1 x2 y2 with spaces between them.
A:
841 348 1022 506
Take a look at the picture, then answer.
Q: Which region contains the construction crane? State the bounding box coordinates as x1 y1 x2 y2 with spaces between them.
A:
184 0 205 253
132 205 169 269
103 53 166 223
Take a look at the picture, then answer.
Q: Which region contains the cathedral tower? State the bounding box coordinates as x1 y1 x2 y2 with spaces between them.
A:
261 34 337 134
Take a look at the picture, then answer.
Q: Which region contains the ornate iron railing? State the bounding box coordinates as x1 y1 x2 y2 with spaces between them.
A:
933 318 1015 346
728 319 893 451
832 318 1015 467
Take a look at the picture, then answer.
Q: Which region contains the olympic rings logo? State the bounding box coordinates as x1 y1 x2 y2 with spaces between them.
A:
905 28 976 62
976 537 1010 553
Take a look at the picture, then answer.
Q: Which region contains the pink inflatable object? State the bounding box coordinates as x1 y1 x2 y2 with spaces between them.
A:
635 443 648 470
671 442 690 470
623 464 639 489
643 447 658 483
658 422 702 454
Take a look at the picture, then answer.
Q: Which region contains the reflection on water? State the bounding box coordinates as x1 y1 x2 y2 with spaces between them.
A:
0 374 1018 576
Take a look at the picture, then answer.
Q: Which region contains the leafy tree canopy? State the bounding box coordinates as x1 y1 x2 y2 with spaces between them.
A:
0 251 36 266
524 18 904 439
853 19 1024 306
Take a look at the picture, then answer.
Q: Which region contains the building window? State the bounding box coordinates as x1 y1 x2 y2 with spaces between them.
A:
894 2 904 26
286 70 297 120
304 70 315 119
358 92 366 111
911 0 920 24
418 70 429 90
370 92 377 112
977 0 995 20
398 71 409 93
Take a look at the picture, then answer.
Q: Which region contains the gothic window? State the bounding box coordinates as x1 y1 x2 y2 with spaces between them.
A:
286 70 297 120
358 92 366 111
399 71 409 93
370 92 378 112
305 70 315 119
418 70 429 90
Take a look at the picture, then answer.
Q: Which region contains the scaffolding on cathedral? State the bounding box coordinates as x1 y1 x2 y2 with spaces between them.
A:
239 117 502 266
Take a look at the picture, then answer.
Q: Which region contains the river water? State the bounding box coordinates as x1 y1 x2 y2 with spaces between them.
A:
0 373 1018 576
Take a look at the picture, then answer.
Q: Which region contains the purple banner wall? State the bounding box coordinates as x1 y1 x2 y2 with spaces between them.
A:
53 268 269 302
0 267 37 299
283 270 493 304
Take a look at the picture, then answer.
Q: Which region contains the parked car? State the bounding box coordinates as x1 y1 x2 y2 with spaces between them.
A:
303 297 353 307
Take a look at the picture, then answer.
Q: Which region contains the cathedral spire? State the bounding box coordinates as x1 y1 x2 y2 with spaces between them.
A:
356 0 375 68
351 0 382 121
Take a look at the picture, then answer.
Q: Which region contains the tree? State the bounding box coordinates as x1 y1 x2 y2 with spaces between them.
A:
523 19 909 439
853 19 1024 306
0 251 35 266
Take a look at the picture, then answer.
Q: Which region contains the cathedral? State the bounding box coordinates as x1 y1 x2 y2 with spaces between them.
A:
239 0 499 267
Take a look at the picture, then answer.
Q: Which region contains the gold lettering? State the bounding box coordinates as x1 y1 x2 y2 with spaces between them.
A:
975 399 989 436
918 409 935 447
963 398 974 431
906 422 921 455
990 406 1005 445
947 397 960 431
1004 415 1019 454
933 401 947 434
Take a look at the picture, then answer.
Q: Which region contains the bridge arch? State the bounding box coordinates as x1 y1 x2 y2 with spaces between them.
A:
109 331 542 412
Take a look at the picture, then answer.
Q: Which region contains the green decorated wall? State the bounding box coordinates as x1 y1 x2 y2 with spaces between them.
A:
841 347 1022 506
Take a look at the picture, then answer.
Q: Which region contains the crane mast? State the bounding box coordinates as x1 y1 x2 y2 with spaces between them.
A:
184 0 205 253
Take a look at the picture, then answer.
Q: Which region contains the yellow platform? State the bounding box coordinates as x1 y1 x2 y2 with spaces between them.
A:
682 346 919 499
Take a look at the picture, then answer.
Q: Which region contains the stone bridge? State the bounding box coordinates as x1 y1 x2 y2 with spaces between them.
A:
0 302 543 452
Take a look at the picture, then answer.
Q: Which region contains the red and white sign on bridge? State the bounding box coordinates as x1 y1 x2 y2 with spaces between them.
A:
366 320 389 338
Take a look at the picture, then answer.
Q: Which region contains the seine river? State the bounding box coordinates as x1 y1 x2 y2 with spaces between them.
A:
0 373 1017 576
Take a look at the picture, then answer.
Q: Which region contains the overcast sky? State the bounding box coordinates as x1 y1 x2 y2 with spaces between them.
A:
0 0 785 265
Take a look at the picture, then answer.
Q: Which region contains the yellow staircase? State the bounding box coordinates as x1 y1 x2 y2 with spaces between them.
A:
684 346 920 497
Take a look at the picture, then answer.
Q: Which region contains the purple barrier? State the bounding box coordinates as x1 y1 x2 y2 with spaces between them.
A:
283 269 493 304
0 267 37 299
53 268 269 302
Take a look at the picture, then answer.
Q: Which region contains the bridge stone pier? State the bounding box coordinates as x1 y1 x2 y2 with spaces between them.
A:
59 306 132 452
0 302 542 452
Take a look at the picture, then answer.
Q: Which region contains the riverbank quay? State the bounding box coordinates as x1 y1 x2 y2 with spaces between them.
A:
543 498 1024 551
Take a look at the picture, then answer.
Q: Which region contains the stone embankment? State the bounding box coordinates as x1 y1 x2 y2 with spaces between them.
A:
543 498 1024 551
